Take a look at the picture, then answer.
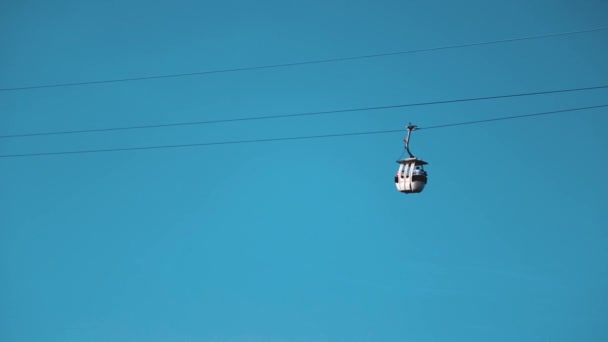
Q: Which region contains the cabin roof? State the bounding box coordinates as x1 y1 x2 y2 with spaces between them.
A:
397 157 428 165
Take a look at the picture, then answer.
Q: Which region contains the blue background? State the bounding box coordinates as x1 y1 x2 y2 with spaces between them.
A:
1 0 607 341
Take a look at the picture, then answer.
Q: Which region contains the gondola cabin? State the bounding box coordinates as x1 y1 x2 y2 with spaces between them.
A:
395 158 428 194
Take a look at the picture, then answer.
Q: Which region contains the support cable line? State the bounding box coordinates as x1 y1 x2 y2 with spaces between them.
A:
2 84 607 139
1 27 607 92
0 104 605 159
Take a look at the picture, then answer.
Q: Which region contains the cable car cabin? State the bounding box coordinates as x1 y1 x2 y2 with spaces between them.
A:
395 158 428 194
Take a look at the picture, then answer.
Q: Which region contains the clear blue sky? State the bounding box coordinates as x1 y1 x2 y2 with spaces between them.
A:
1 0 607 341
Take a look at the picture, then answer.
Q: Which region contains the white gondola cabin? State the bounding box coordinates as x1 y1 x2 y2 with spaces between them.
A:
394 123 429 194
395 158 428 194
